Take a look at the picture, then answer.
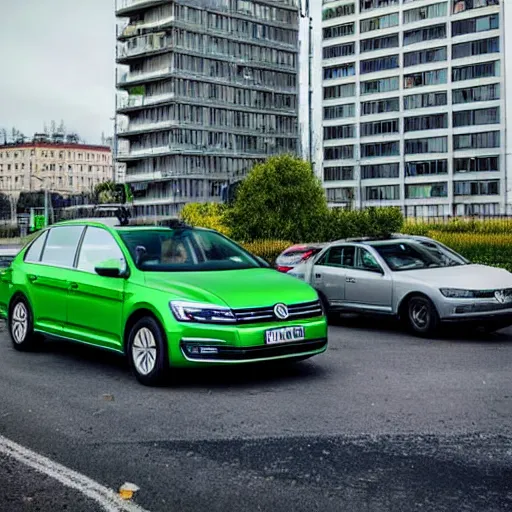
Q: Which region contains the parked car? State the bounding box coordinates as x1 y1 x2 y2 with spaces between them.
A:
0 219 327 385
0 246 21 269
289 234 512 336
275 243 327 273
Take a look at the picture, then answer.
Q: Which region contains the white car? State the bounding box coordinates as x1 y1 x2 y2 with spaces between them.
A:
290 234 512 336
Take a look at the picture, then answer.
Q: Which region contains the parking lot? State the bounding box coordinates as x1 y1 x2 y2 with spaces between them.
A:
0 317 511 511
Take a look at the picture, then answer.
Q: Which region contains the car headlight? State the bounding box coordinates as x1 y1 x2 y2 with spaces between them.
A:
170 301 236 323
439 288 476 299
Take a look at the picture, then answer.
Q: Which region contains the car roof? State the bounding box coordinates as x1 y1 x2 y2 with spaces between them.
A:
51 217 202 231
327 233 429 246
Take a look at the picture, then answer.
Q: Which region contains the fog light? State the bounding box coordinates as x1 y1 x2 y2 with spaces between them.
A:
187 345 200 354
185 345 219 355
200 347 218 355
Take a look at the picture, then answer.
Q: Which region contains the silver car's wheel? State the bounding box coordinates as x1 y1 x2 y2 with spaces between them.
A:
127 316 168 386
407 295 439 337
132 327 157 376
11 302 28 344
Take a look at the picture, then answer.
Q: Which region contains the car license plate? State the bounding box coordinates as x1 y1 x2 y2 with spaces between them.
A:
265 326 305 345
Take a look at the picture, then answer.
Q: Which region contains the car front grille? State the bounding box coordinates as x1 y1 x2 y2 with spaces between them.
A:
232 300 323 324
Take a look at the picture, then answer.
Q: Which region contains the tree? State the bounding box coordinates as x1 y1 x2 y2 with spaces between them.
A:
94 181 125 204
227 155 329 242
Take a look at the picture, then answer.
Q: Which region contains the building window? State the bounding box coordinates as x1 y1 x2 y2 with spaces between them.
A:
361 76 399 95
323 23 355 39
453 107 500 127
324 104 355 120
323 3 355 20
452 13 499 37
324 166 354 181
324 83 356 100
452 61 500 81
360 119 399 137
361 97 400 115
452 0 499 14
361 141 400 158
323 43 355 60
403 23 446 45
404 113 448 132
454 156 499 173
403 2 447 24
362 163 399 179
453 131 500 150
406 182 448 198
365 185 400 201
452 37 499 59
404 47 447 67
360 13 399 33
324 145 354 160
360 55 399 74
360 34 399 53
405 160 448 176
324 124 356 140
323 63 356 80
454 180 499 196
452 83 500 104
326 187 355 203
360 0 399 12
405 136 448 154
404 91 447 110
404 69 447 88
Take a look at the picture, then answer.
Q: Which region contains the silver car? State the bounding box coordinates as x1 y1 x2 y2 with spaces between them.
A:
289 235 512 336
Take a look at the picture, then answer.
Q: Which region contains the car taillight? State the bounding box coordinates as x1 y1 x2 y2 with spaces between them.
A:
276 265 293 273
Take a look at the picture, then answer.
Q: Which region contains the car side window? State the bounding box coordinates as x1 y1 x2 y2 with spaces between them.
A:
317 246 355 268
40 226 84 267
24 231 48 263
355 248 382 273
77 227 126 273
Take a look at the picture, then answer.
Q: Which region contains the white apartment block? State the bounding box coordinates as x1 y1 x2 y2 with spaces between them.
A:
310 0 511 217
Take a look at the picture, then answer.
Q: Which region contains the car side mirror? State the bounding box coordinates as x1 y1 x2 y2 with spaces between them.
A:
95 258 127 278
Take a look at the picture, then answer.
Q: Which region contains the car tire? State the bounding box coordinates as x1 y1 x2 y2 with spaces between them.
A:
8 295 41 351
406 295 439 337
127 316 168 386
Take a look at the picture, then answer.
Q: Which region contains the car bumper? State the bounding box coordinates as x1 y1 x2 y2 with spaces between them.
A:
438 299 512 326
167 317 328 367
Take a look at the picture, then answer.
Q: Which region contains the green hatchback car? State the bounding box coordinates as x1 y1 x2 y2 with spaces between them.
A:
0 219 328 385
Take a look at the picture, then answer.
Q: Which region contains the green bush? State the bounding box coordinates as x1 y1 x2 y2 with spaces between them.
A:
240 240 293 265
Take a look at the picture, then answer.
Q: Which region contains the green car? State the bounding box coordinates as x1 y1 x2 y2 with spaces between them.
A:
0 219 328 385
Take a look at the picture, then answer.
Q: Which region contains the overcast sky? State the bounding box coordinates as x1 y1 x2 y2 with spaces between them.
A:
1 0 116 144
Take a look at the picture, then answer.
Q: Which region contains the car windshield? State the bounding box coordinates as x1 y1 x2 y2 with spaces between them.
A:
372 241 467 271
118 228 263 272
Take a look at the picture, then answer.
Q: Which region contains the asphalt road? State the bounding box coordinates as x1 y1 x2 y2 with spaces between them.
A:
0 316 511 512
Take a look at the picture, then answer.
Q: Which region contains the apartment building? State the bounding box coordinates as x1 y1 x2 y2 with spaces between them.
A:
115 0 301 219
0 138 113 199
312 0 510 217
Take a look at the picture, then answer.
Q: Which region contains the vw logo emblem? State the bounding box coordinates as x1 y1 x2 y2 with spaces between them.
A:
274 303 289 320
495 290 506 304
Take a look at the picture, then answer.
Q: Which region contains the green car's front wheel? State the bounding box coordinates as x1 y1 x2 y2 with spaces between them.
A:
127 316 168 386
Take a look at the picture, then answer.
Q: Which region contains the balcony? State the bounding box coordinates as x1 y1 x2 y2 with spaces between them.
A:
117 34 171 63
117 67 172 87
118 119 178 136
116 0 168 17
117 15 174 40
117 92 175 111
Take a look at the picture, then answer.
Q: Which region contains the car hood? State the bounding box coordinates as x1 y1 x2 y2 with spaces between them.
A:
143 268 319 308
400 264 512 290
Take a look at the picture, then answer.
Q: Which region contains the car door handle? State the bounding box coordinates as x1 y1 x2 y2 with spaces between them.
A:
346 277 356 283
28 274 37 282
315 274 322 279
69 282 78 290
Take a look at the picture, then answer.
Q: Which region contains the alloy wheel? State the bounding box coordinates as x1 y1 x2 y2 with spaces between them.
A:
131 327 158 376
409 299 429 330
11 302 28 344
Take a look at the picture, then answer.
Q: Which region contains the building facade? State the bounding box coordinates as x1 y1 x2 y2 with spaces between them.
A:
313 0 509 217
115 0 301 219
0 139 113 198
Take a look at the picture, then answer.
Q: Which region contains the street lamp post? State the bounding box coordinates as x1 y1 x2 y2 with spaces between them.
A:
32 175 49 227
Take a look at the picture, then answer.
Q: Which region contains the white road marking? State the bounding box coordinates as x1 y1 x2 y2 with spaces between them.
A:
0 434 150 512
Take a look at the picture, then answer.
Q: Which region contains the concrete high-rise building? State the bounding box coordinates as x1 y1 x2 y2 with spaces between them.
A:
311 0 509 217
115 0 301 219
